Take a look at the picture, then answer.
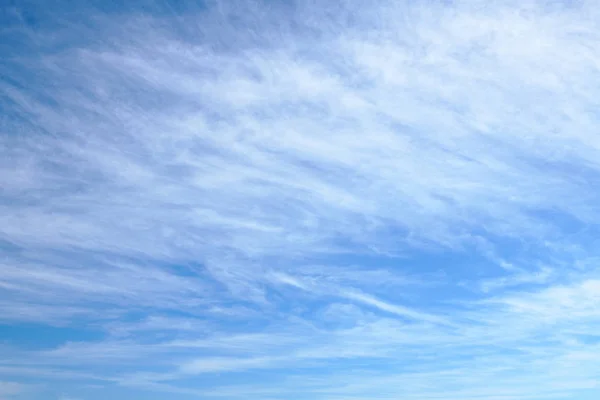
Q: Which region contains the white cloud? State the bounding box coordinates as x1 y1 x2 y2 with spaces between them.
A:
3 0 600 399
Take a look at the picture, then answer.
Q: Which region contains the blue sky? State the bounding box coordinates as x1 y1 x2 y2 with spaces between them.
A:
3 0 600 399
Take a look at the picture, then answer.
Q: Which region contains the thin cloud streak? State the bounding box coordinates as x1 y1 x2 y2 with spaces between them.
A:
3 1 600 399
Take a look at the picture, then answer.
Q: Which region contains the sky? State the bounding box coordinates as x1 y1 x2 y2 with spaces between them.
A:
3 0 600 399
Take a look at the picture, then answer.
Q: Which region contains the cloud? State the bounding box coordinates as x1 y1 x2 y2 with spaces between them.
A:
0 382 24 399
3 0 600 399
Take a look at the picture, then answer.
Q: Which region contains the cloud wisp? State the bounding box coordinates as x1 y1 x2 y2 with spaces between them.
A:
3 0 600 399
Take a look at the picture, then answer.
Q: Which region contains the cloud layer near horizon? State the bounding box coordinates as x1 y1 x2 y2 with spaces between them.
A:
3 1 600 399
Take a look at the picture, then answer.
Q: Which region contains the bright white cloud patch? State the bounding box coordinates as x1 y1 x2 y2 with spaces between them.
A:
2 1 600 399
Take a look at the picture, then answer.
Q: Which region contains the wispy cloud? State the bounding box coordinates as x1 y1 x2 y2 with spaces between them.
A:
0 382 24 399
3 0 600 399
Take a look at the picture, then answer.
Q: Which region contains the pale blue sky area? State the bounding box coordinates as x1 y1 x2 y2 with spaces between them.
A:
3 1 600 399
